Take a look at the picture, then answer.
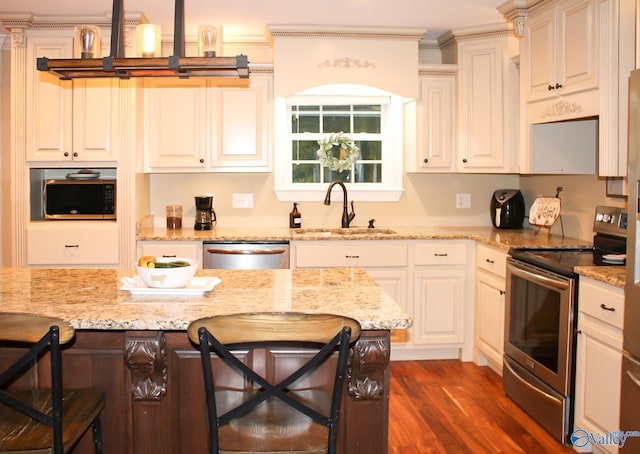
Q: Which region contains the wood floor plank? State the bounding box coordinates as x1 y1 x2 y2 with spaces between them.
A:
388 360 575 454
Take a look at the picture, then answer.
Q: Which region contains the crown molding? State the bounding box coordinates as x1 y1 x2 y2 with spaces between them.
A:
265 24 426 45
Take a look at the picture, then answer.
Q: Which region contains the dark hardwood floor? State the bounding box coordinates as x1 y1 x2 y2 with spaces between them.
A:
388 360 575 453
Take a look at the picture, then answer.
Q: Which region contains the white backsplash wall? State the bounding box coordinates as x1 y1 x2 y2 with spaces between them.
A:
519 174 626 241
147 172 520 229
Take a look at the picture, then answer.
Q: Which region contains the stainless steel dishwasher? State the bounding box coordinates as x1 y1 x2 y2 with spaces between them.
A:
203 241 290 269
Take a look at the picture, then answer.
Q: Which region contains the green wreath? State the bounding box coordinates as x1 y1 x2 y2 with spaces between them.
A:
316 132 360 172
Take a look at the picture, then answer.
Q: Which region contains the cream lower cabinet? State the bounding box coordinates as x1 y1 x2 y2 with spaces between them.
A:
291 240 473 360
137 241 203 269
27 222 119 267
473 243 507 375
573 276 624 454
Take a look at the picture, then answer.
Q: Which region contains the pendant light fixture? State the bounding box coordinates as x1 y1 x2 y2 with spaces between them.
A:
36 0 249 80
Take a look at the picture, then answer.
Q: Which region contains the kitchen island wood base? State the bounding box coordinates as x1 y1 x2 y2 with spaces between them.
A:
43 329 390 454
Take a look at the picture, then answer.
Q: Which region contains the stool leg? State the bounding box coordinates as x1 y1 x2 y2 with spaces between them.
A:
92 417 104 454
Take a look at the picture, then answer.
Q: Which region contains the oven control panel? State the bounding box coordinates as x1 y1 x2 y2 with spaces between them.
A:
594 205 627 237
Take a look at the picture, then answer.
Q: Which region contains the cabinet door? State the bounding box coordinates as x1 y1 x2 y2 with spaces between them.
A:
26 36 73 161
367 269 409 343
574 316 622 448
417 74 455 171
456 37 510 170
413 268 465 346
475 270 505 369
557 0 598 96
525 6 557 101
211 75 271 171
144 79 208 169
72 79 120 161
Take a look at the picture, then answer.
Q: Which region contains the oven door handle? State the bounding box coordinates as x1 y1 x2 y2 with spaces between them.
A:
508 263 570 291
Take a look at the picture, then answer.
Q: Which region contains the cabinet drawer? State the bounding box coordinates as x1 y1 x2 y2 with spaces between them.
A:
476 243 507 278
138 241 203 267
579 277 624 330
294 243 408 268
27 223 118 265
414 242 467 266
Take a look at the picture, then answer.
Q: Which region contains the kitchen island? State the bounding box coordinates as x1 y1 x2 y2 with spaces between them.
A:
0 267 410 454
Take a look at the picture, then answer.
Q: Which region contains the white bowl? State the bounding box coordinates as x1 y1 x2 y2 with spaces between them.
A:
136 257 199 288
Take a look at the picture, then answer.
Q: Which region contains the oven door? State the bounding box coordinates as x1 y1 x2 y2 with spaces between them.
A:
505 257 576 396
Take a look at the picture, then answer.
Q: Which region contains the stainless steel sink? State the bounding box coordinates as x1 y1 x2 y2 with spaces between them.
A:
292 228 396 236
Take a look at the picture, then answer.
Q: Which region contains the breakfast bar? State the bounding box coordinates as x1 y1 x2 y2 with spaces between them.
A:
0 266 411 454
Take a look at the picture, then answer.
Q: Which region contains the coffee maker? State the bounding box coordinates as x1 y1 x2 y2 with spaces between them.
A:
194 196 217 230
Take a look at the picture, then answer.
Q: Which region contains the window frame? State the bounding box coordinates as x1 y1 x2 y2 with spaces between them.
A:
274 84 404 202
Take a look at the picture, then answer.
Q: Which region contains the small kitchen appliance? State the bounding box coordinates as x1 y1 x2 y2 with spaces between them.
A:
490 189 525 229
194 196 216 231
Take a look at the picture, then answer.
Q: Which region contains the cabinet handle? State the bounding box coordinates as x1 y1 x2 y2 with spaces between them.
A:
161 254 177 258
600 303 616 312
345 255 360 259
434 253 448 257
199 158 205 164
64 244 80 248
485 258 495 264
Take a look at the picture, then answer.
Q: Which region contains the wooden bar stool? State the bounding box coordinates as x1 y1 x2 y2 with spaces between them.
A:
188 312 361 454
0 313 106 454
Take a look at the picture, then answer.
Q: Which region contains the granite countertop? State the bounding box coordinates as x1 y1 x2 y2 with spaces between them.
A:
138 225 593 250
139 225 625 286
0 267 411 331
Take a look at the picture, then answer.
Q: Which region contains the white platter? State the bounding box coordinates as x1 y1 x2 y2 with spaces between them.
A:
602 254 626 264
120 276 221 295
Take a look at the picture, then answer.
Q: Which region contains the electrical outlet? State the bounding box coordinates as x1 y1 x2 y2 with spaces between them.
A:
456 193 471 209
232 193 254 209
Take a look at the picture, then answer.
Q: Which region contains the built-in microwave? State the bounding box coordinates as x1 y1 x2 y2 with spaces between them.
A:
43 179 116 220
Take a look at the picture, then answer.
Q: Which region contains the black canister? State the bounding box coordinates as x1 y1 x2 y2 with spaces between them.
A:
490 189 525 229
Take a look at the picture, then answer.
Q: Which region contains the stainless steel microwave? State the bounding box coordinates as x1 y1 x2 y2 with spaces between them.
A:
43 179 116 220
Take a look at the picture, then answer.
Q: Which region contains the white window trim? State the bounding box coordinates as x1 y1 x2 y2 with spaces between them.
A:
274 84 404 202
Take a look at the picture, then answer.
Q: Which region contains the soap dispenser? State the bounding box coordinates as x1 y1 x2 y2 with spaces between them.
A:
289 203 301 228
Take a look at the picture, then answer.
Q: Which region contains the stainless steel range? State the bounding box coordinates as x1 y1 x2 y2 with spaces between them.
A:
503 206 626 445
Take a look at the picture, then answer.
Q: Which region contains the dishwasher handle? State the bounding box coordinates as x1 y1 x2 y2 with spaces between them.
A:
206 248 287 256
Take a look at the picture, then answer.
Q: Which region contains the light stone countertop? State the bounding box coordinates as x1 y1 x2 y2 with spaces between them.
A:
0 267 411 331
138 225 626 286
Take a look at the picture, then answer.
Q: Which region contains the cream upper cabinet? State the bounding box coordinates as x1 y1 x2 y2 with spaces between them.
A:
442 32 519 173
524 0 598 103
411 66 456 172
26 35 120 163
144 74 271 172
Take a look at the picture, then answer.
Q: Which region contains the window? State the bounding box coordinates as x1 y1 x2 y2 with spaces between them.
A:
291 104 382 184
274 85 404 202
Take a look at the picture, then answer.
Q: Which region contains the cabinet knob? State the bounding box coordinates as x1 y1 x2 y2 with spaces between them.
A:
199 158 205 164
548 84 555 91
73 152 78 157
462 158 468 163
485 258 495 264
64 152 69 157
423 158 429 164
555 83 563 90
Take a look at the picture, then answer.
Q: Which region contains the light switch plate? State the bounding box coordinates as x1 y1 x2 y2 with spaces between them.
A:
232 193 254 209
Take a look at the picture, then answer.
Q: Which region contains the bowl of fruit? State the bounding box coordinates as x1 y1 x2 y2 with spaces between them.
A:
136 256 199 288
